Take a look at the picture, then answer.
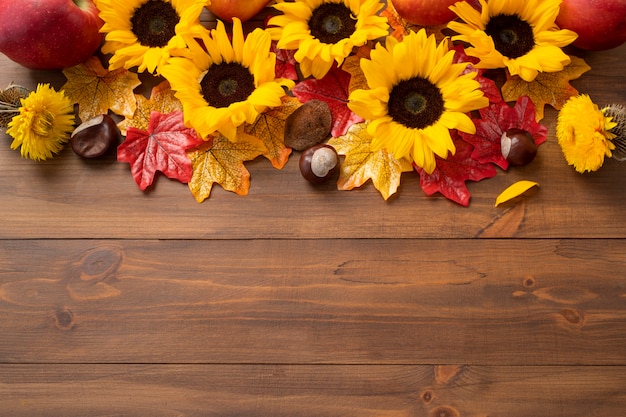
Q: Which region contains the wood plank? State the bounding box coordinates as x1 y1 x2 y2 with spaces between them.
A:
1 364 625 417
0 45 625 240
2 239 625 365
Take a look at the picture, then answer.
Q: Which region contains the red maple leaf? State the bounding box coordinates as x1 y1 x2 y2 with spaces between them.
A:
416 131 497 207
459 96 548 170
292 64 364 137
453 44 503 104
271 41 299 81
117 111 204 190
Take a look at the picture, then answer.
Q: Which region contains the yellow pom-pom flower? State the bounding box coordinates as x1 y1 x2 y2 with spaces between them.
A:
6 84 75 161
267 0 389 79
448 0 578 82
160 18 294 141
556 94 617 173
347 29 489 174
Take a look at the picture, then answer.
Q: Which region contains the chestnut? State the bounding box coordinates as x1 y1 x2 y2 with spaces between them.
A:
299 143 339 184
501 128 537 166
70 114 121 158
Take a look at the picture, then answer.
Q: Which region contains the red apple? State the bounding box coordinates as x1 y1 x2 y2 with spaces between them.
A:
205 0 272 23
556 0 626 51
389 0 459 26
0 0 103 70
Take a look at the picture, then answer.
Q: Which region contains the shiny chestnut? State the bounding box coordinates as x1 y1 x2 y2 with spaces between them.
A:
70 114 121 158
299 143 339 184
501 128 537 166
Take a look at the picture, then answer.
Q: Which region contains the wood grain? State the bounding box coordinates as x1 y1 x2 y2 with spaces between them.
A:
1 239 624 365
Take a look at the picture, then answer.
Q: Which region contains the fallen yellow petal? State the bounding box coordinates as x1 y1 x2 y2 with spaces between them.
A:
495 180 539 207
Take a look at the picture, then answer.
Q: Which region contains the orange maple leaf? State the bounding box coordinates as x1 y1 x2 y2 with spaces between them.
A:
342 43 372 93
382 1 449 42
118 80 182 135
327 122 413 200
187 132 266 202
244 96 300 169
61 56 141 122
501 56 591 121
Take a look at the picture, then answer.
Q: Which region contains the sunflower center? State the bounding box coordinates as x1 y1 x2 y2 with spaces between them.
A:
308 3 356 44
485 14 535 59
200 62 256 108
388 77 444 130
131 0 180 48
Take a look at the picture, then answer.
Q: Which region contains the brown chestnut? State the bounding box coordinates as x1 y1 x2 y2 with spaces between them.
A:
70 114 121 158
299 143 339 184
501 128 537 166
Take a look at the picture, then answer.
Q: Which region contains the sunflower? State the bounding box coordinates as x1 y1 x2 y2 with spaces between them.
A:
556 94 617 173
448 0 578 82
97 0 209 74
6 84 75 161
267 0 389 79
160 18 295 141
348 29 489 174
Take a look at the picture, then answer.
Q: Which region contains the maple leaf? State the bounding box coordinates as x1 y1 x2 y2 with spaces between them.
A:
341 43 372 93
453 45 503 104
459 96 548 170
187 132 266 202
271 41 299 81
117 111 204 190
416 130 497 207
292 64 364 137
327 122 413 200
61 56 141 122
244 95 300 169
117 80 182 135
501 56 591 121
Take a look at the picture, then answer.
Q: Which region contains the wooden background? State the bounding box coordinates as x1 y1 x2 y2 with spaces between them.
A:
1 5 626 417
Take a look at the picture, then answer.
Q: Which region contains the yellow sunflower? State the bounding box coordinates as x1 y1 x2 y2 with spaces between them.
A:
556 94 616 173
160 18 295 141
6 84 75 161
448 0 578 82
97 0 209 74
348 29 489 174
267 0 389 79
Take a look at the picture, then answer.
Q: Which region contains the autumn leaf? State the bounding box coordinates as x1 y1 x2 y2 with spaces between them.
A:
292 64 364 137
501 56 591 121
416 130 497 207
187 132 266 202
342 43 372 93
117 111 204 190
118 80 182 135
271 41 299 81
244 95 300 169
328 122 413 200
61 56 141 122
459 96 548 170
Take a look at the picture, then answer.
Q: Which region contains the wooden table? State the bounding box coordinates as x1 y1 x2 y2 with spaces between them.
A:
1 7 626 416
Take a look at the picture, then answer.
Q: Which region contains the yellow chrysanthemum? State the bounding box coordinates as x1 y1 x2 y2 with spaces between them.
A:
348 29 489 174
97 0 209 74
267 0 389 79
160 18 294 141
556 94 617 173
6 84 75 161
448 0 578 82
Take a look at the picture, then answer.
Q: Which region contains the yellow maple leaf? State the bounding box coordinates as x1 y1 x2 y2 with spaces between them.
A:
244 95 300 169
118 80 182 135
328 122 413 200
187 132 266 202
501 56 591 121
342 44 371 93
61 56 141 122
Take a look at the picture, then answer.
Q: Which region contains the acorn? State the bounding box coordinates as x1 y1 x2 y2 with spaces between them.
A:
299 143 339 184
70 114 121 158
501 128 537 166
